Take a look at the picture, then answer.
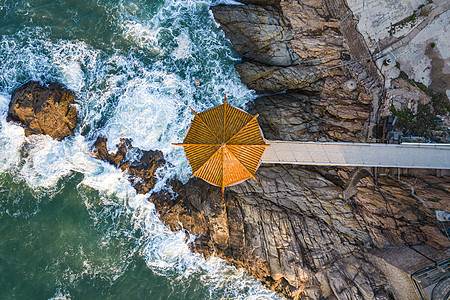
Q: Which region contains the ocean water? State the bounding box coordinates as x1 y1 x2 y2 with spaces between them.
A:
0 0 281 299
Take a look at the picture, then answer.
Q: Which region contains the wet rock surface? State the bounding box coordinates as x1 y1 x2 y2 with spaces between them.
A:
92 137 165 194
7 81 77 140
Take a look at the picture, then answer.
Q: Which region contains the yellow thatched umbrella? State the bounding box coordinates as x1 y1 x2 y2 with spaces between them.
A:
173 96 269 195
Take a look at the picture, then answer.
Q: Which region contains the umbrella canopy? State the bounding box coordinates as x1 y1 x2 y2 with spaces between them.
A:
174 97 268 194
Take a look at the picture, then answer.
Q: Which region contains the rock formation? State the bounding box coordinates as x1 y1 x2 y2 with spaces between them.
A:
106 145 449 299
89 0 449 299
92 137 165 194
156 1 448 299
7 81 77 140
246 89 372 143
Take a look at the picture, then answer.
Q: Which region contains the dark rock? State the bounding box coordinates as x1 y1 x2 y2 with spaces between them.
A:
7 81 77 140
212 5 299 67
92 136 132 167
211 3 351 95
150 164 449 299
354 174 450 250
149 165 379 299
92 137 165 194
246 77 371 142
235 62 322 93
127 150 166 194
235 0 281 6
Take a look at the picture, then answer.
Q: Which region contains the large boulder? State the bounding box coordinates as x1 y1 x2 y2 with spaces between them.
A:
7 81 77 140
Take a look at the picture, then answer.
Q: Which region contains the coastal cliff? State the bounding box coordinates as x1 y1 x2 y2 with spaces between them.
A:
168 1 449 298
89 1 449 299
7 1 448 299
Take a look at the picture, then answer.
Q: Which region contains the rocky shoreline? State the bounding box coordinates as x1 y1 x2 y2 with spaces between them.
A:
97 1 448 299
152 1 449 299
6 0 450 299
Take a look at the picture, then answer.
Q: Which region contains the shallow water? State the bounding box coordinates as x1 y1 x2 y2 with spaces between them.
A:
0 0 280 298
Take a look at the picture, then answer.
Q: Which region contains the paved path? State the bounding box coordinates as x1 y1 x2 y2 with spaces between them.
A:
384 0 450 53
261 141 450 169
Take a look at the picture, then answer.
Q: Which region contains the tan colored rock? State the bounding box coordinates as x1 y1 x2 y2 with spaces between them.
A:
281 0 343 63
7 81 77 140
235 62 321 92
354 175 450 250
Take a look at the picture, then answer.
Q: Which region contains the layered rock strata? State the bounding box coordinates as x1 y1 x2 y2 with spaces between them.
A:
97 142 449 299
87 1 449 299
7 81 77 140
151 1 448 299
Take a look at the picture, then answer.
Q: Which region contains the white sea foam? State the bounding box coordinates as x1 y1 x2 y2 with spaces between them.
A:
172 30 193 60
127 189 281 299
48 289 71 300
122 20 160 55
0 94 25 173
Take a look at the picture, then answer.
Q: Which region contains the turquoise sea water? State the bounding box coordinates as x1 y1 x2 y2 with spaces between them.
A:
0 0 281 298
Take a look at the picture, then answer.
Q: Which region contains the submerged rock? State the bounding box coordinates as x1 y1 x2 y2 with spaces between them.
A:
7 81 77 140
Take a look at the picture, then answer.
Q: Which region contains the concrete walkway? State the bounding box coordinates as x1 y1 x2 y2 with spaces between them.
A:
261 141 450 169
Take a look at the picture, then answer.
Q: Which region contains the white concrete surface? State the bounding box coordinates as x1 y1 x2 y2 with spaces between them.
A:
347 0 450 96
262 141 450 169
347 0 424 51
395 8 450 86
